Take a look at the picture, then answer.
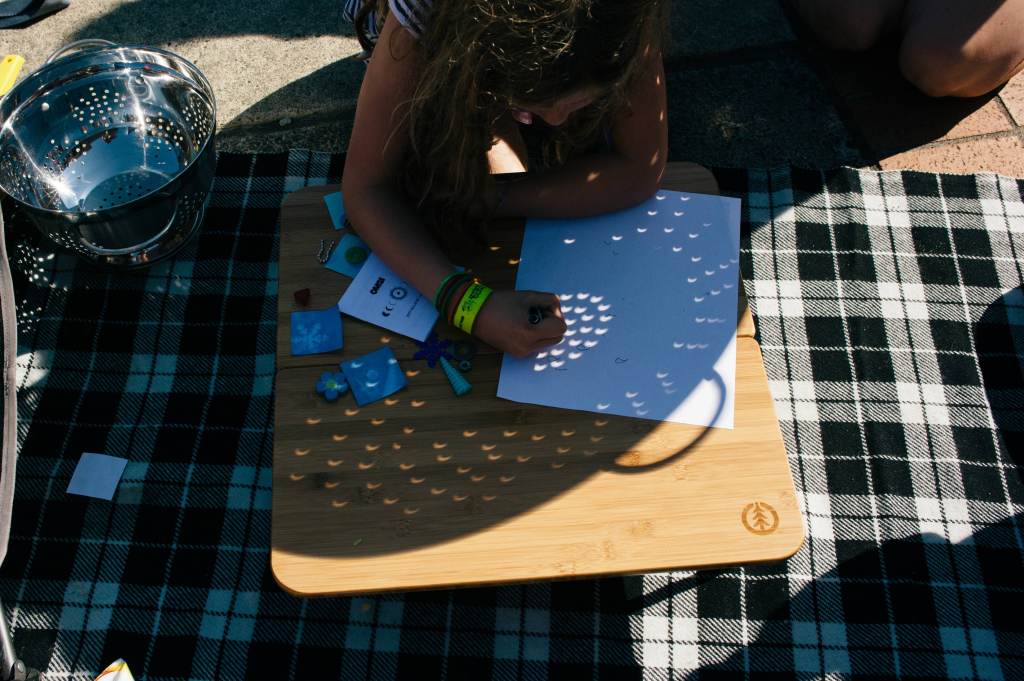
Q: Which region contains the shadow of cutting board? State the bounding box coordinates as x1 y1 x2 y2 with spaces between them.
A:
272 163 802 596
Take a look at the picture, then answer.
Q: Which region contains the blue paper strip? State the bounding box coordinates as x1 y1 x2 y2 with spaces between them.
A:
324 191 345 230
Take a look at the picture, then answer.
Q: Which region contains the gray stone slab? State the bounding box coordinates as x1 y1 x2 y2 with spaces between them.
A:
666 56 864 168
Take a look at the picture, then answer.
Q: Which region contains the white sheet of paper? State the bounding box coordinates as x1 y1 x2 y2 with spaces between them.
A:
497 190 741 428
67 452 128 500
337 253 439 342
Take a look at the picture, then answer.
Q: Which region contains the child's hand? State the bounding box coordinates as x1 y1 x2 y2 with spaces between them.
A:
473 290 566 358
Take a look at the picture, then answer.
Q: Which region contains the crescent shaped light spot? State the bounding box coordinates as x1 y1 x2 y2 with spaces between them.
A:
471 474 486 482
345 408 360 416
383 497 399 505
569 351 583 359
590 295 604 303
647 210 657 216
430 487 447 495
694 296 704 302
289 473 305 481
680 196 691 201
691 256 701 262
436 454 451 462
453 494 469 502
305 417 321 425
500 475 516 483
533 363 548 371
657 371 670 378
569 339 582 347
399 462 415 470
702 222 712 227
481 443 496 451
662 380 674 387
403 426 415 434
720 263 729 270
331 434 348 442
626 390 639 398
724 283 734 289
599 314 614 322
537 351 549 358
327 459 343 467
687 277 698 283
581 314 594 321
565 318 576 326
597 303 611 311
665 388 677 394
563 238 576 244
583 340 598 348
357 462 375 470
631 400 645 408
730 258 739 264
559 293 573 301
705 269 716 276
294 448 310 457
594 328 608 335
636 409 650 416
696 317 706 323
596 403 610 410
611 235 623 241
403 507 419 515
550 348 565 356
410 476 425 484
457 466 472 474
673 341 685 349
366 482 382 490
577 292 590 299
655 194 666 200
573 306 587 313
687 343 699 350
664 227 674 233
711 289 721 295
487 453 502 461
637 227 648 233
550 360 565 368
365 381 380 389
674 211 684 216
689 233 699 238
698 343 709 349
580 326 593 333
331 500 348 508
672 246 683 252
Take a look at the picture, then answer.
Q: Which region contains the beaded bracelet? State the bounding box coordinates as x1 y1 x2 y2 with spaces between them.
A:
438 273 475 321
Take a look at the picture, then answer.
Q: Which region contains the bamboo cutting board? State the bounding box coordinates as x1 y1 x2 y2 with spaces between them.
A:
271 164 802 596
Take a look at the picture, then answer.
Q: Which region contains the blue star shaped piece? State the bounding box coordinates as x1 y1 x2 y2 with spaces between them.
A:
339 347 408 406
315 371 350 402
413 330 453 368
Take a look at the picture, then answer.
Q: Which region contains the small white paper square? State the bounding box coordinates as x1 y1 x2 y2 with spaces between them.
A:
67 453 128 500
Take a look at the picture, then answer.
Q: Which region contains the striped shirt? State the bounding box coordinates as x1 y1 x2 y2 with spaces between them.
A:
389 0 433 37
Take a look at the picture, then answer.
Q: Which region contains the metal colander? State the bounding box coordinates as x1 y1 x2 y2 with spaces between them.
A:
0 39 216 268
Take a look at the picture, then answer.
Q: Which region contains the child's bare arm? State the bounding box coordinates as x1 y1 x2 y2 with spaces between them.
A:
492 45 668 218
342 13 454 308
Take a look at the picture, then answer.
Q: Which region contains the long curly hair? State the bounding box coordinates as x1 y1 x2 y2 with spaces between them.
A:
356 0 668 249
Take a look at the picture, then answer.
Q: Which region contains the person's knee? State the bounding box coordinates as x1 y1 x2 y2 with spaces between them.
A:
898 36 986 97
791 0 896 52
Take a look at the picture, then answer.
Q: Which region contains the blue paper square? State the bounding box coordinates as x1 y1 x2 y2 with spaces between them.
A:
324 233 371 278
290 308 343 356
340 347 408 406
67 453 128 500
324 191 346 229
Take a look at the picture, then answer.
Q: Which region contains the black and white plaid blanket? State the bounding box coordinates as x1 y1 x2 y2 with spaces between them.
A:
2 152 1021 680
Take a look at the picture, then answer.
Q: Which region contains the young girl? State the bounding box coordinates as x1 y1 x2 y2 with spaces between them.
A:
341 0 668 357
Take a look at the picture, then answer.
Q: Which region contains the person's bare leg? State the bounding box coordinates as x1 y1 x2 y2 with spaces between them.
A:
899 0 1024 97
487 112 529 174
789 0 905 51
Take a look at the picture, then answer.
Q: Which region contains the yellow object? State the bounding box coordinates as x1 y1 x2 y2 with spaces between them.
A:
453 283 493 334
0 55 25 97
95 659 135 681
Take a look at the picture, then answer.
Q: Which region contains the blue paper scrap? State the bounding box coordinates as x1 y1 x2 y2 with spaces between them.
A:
291 308 344 356
324 191 345 230
340 347 408 406
67 453 128 500
324 233 371 278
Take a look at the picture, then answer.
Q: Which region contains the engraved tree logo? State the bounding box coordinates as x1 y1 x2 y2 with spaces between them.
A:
741 501 779 535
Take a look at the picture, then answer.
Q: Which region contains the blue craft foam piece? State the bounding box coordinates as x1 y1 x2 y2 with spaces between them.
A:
439 356 471 396
324 233 371 278
315 371 349 402
290 308 343 356
324 191 345 229
340 347 408 406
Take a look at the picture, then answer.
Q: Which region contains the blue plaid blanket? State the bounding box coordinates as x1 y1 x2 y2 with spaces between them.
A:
3 151 1022 680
